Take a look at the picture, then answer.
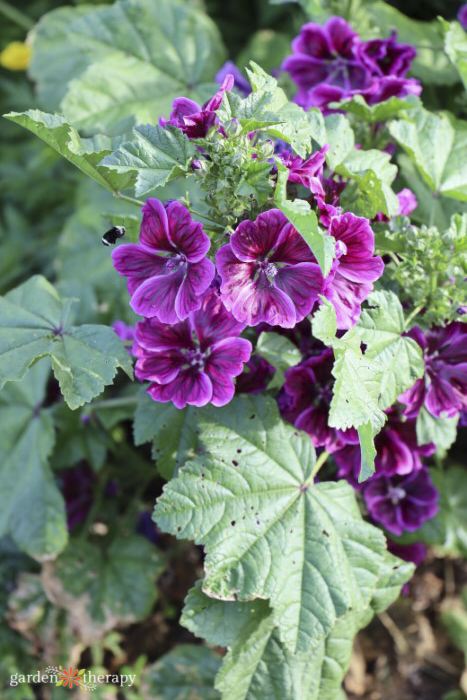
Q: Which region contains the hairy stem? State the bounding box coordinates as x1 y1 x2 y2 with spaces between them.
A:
113 191 144 208
308 450 330 483
87 396 138 411
404 304 424 328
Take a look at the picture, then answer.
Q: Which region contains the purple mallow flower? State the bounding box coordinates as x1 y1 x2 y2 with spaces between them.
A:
399 323 467 419
283 17 369 109
363 468 439 535
283 17 421 110
112 199 214 324
159 75 234 139
387 540 427 567
334 409 435 487
280 145 329 189
133 290 252 408
216 61 251 97
279 346 358 451
397 188 418 217
216 209 324 328
458 4 467 31
322 211 384 329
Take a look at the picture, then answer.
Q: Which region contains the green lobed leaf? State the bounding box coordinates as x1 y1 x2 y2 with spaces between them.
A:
442 19 467 90
0 360 67 560
322 114 354 171
353 291 425 409
53 535 165 623
255 332 301 388
0 276 133 409
144 645 221 700
416 408 459 452
154 395 388 654
389 106 467 200
357 421 377 483
100 124 196 197
133 388 198 480
3 110 134 193
330 94 419 123
30 0 226 135
336 149 399 218
274 162 335 276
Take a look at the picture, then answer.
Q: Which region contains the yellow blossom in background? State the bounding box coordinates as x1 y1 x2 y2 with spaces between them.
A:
0 41 31 70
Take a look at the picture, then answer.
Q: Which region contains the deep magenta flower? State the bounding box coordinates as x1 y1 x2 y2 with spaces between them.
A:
133 290 252 408
357 31 416 79
216 61 251 96
283 18 421 110
387 540 427 567
159 75 234 139
279 347 358 451
282 17 369 108
397 188 418 216
458 4 467 30
334 409 435 487
399 323 467 419
216 209 324 328
363 468 439 535
322 211 384 329
112 199 214 324
280 145 329 189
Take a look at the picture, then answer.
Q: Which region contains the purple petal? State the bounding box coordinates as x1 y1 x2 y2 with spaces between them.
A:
230 210 288 262
165 201 211 261
216 245 256 312
175 258 215 320
275 263 323 321
270 225 316 264
193 290 246 349
231 277 297 327
130 268 185 322
148 369 212 408
135 351 182 384
112 244 167 295
134 317 193 352
140 199 174 252
206 337 252 406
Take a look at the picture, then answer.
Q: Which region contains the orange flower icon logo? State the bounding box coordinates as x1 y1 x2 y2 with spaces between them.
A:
56 666 87 689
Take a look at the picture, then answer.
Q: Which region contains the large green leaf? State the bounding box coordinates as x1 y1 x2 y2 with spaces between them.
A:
0 276 133 409
0 360 67 559
154 395 387 654
330 94 419 123
416 408 459 452
389 107 467 200
336 149 399 218
30 0 226 135
353 291 425 409
53 535 165 623
100 124 195 197
4 110 134 193
133 389 198 480
144 645 221 700
442 19 467 90
181 551 413 700
274 162 335 276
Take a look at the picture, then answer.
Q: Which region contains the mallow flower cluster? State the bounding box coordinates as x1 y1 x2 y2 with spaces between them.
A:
282 17 421 110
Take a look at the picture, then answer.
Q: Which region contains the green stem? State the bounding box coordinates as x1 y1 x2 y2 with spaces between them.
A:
77 465 112 541
113 191 144 208
0 0 33 30
404 304 424 328
190 208 225 229
307 450 330 484
87 396 138 412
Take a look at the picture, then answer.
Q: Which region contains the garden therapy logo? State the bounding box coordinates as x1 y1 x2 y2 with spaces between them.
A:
47 666 97 691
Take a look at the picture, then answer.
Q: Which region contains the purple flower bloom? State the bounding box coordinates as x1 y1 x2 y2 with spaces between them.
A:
59 464 94 530
334 409 435 487
397 188 418 216
159 75 234 139
216 61 251 96
112 199 215 324
235 355 275 394
458 4 467 30
322 211 384 329
399 323 467 419
216 209 324 328
279 346 359 452
133 290 252 408
280 146 329 190
113 320 135 342
283 18 420 110
357 31 416 79
283 17 369 108
363 468 439 535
